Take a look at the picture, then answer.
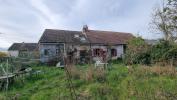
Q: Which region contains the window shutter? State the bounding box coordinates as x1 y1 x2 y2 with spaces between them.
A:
114 49 117 56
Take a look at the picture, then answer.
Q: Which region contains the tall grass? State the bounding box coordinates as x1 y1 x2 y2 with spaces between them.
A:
0 64 177 100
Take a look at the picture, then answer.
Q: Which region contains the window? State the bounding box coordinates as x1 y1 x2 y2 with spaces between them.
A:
111 49 117 57
44 49 50 56
93 48 103 56
19 50 28 57
56 44 64 53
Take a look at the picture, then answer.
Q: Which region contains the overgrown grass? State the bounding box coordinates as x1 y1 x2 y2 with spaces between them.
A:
0 64 177 100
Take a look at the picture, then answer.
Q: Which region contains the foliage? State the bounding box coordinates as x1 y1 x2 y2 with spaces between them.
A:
150 0 177 41
124 37 151 65
162 45 177 60
124 37 177 65
150 40 177 65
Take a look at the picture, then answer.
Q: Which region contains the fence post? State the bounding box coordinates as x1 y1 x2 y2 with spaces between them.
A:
6 58 9 95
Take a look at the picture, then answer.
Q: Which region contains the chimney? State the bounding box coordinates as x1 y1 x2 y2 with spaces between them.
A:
82 25 89 33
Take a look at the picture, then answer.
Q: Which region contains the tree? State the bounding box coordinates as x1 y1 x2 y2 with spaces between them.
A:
151 0 177 41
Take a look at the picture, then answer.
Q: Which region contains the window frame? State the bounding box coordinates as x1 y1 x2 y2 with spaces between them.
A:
44 49 50 56
111 48 117 57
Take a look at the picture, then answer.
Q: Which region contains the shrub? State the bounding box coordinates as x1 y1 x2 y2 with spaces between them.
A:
125 38 177 65
124 37 151 65
0 52 8 57
110 58 123 64
151 40 177 65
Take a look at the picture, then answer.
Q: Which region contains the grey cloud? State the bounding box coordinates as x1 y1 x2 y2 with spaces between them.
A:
0 0 161 48
43 0 78 16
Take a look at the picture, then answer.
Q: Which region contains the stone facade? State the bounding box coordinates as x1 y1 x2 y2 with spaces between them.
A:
39 42 125 63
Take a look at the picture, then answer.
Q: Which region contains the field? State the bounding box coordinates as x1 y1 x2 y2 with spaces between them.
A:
0 63 177 100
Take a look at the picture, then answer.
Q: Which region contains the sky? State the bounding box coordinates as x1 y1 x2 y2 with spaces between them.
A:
0 0 161 49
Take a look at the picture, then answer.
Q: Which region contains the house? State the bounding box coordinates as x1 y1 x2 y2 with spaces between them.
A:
39 25 134 64
8 43 38 58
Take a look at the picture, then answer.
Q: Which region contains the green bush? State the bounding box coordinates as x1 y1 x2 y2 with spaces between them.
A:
0 52 8 57
150 40 177 65
124 38 177 65
124 37 151 65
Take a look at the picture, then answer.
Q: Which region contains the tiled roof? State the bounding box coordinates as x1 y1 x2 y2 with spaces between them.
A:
86 30 133 45
8 43 38 51
39 29 134 45
39 29 89 44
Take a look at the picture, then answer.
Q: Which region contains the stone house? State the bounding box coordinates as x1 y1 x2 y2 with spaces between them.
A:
8 43 38 58
39 26 134 64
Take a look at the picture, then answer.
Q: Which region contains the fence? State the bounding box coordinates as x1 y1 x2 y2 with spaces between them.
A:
0 56 42 93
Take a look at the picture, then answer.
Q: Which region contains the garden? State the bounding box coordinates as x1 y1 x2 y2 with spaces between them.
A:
0 62 176 100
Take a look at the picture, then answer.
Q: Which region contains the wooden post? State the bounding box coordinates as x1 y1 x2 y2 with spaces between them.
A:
6 59 9 94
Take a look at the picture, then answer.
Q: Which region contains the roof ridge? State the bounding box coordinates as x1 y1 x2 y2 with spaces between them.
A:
8 43 38 51
45 29 81 33
39 28 134 44
88 29 132 34
13 43 37 44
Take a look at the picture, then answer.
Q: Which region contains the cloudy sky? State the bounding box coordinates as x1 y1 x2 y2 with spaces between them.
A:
0 0 161 49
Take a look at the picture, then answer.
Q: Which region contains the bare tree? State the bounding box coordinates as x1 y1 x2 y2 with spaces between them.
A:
150 0 177 41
